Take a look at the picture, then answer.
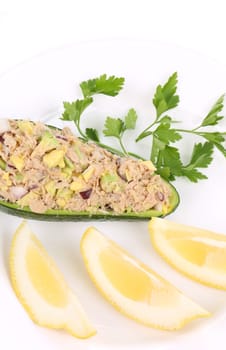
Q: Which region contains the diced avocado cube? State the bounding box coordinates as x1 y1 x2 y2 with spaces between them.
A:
73 143 83 160
2 172 12 186
56 188 72 208
64 157 74 169
82 166 94 182
100 172 122 193
70 179 85 192
18 121 34 135
62 167 73 178
0 157 6 170
58 158 65 169
18 191 38 207
56 198 66 208
43 149 65 168
10 155 25 172
15 173 24 182
34 130 59 154
45 181 57 197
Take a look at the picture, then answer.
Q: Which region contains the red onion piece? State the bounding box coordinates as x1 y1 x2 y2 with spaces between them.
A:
116 158 121 167
117 169 127 182
10 186 27 200
156 191 165 201
29 184 39 191
8 164 17 170
116 158 128 182
79 188 92 199
56 135 68 141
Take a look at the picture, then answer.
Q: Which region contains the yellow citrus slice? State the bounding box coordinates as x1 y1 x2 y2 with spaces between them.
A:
80 227 209 330
149 218 226 290
9 221 96 338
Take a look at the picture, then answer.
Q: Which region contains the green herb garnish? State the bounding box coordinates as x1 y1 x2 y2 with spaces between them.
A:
80 74 125 97
103 109 142 159
61 73 226 183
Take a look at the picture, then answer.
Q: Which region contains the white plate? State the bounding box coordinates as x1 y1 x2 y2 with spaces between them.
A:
0 40 226 350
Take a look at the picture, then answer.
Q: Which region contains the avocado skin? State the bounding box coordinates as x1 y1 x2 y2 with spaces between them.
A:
0 184 179 221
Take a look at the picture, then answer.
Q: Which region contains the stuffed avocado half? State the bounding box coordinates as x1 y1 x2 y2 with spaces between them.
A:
0 120 179 221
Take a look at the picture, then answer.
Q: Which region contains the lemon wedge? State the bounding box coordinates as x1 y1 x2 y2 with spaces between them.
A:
149 218 226 290
81 227 209 330
9 221 96 338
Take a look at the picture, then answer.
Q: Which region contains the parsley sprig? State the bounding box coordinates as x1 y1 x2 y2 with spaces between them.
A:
136 72 226 182
61 74 144 159
103 109 144 159
61 73 226 183
62 75 127 157
80 74 124 97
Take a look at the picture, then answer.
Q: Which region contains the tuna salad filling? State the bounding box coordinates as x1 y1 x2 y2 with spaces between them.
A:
0 120 172 214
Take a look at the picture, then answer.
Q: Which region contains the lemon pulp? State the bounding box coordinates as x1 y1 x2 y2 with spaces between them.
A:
100 247 178 307
170 238 226 271
149 218 226 289
100 248 151 301
26 236 68 307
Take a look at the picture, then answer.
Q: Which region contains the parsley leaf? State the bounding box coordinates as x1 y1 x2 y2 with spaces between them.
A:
136 73 180 143
153 72 179 118
214 142 226 157
201 95 225 127
199 132 225 144
61 98 93 140
157 166 171 180
151 136 166 165
156 142 214 182
185 142 214 169
157 146 183 180
103 117 124 138
85 128 100 142
124 108 138 129
80 74 125 98
158 116 173 124
136 130 153 140
154 123 182 144
158 115 181 124
180 142 214 182
62 98 93 123
150 118 181 165
103 109 139 155
198 132 226 157
182 169 208 182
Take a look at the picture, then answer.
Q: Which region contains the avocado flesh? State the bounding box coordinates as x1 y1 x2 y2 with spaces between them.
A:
0 157 6 170
43 149 65 168
0 181 179 221
100 172 123 193
18 121 34 135
33 130 59 155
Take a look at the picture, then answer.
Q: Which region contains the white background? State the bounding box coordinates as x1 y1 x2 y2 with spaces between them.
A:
0 1 225 349
0 0 226 74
